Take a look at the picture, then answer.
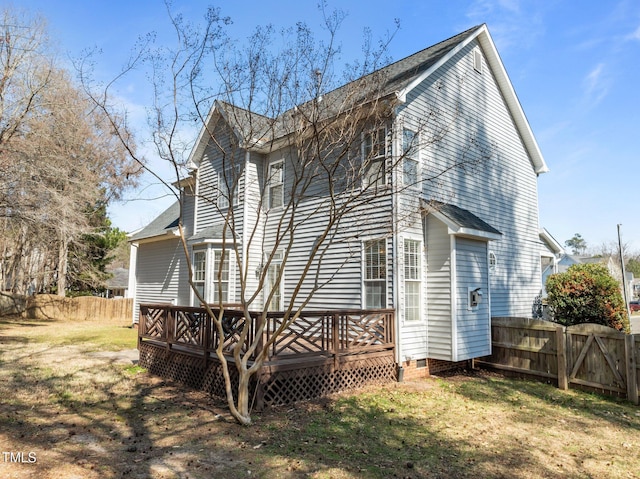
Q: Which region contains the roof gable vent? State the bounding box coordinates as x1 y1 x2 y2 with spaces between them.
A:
473 48 483 73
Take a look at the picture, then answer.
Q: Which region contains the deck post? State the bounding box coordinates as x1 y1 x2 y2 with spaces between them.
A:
166 306 173 352
332 312 340 369
203 310 211 367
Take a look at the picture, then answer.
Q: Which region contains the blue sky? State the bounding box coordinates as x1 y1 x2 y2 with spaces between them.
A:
12 0 640 252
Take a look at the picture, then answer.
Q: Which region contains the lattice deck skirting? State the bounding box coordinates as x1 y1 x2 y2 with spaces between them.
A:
138 342 397 409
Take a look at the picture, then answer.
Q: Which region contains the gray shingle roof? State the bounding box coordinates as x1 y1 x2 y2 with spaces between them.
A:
424 200 502 237
129 201 180 241
217 26 483 147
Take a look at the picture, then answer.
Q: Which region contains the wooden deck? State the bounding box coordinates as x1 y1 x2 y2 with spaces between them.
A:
137 304 397 408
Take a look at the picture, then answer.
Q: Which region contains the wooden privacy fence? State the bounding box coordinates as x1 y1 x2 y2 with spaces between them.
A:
25 294 133 322
476 317 640 404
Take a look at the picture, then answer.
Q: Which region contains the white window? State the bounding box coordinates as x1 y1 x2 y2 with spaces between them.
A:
364 239 386 308
404 239 421 321
268 160 284 209
218 164 241 209
193 251 206 303
212 250 229 303
402 128 419 188
192 248 230 305
266 251 283 311
489 251 497 274
363 128 387 188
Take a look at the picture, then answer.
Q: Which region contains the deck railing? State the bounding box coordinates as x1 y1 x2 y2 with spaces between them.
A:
138 303 395 363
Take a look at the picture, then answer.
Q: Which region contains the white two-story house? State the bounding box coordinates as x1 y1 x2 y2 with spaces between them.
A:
129 24 548 375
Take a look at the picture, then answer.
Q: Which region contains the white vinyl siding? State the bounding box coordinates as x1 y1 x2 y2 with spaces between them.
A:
455 238 491 360
133 238 190 322
424 218 453 360
397 38 541 318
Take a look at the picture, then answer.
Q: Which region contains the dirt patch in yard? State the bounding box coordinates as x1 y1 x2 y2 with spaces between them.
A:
2 316 640 478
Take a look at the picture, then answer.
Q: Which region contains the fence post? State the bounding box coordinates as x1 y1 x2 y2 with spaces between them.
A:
556 326 568 390
625 334 638 405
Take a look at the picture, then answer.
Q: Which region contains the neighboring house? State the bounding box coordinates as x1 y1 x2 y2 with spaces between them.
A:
105 267 129 298
129 24 549 371
539 228 581 295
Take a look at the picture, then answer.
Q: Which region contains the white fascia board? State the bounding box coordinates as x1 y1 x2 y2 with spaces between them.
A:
132 229 181 245
398 25 549 176
476 27 549 175
186 103 218 169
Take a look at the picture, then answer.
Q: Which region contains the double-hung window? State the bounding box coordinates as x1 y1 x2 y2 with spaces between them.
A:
218 164 241 209
363 128 387 188
364 239 386 308
193 251 206 303
212 250 229 303
192 248 230 305
402 128 419 188
404 239 421 321
266 251 283 311
268 160 284 209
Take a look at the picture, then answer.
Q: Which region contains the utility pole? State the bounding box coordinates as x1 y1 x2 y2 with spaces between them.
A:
618 224 631 320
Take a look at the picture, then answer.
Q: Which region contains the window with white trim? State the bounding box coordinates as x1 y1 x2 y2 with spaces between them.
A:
212 250 229 303
193 251 206 303
404 239 421 321
363 128 387 188
266 251 283 311
218 164 241 208
364 239 386 308
268 160 284 209
402 128 419 188
489 251 497 274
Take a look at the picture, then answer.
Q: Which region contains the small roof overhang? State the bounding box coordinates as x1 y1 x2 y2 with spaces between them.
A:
421 200 502 241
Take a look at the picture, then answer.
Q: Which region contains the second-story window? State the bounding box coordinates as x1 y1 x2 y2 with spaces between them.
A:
218 164 241 209
363 128 387 188
402 128 419 188
268 160 284 209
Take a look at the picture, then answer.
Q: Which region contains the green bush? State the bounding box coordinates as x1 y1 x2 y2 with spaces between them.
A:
545 263 629 332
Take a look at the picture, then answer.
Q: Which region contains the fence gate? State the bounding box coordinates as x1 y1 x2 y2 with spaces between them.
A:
566 323 632 397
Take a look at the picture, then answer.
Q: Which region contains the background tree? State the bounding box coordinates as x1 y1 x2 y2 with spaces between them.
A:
565 233 587 255
546 263 630 332
84 5 496 424
0 7 140 296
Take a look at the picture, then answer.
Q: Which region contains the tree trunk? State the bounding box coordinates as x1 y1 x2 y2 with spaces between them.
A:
57 236 68 297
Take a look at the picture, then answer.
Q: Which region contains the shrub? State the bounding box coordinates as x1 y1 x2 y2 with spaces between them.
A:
545 263 629 332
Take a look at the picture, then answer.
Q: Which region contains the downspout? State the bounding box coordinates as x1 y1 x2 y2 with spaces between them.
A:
391 112 401 368
193 168 200 234
242 151 250 298
450 235 458 362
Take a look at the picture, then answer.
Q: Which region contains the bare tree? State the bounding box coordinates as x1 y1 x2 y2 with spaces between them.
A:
0 7 140 295
84 5 494 424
